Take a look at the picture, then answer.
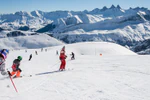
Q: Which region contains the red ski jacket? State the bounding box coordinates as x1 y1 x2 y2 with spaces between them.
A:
59 53 67 61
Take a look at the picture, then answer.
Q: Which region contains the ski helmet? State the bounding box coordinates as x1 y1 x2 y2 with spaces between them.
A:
0 49 9 59
17 56 22 61
62 46 65 50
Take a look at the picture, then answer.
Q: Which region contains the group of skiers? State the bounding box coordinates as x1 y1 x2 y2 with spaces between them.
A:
0 46 75 78
0 49 22 78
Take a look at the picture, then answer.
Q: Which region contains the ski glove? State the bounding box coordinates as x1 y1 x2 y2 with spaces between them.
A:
18 68 22 72
7 71 11 76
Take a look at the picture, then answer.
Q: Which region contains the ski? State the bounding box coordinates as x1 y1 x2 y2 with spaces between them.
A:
22 74 32 77
12 75 32 79
58 68 74 72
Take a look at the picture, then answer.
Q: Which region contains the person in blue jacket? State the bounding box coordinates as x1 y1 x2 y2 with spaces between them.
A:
0 49 9 75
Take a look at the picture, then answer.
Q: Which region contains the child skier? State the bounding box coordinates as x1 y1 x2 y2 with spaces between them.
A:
59 46 67 71
10 56 22 78
0 49 9 75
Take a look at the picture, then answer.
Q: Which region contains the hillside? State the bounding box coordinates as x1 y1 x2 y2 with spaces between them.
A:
0 34 65 49
132 38 150 54
57 42 137 55
1 42 150 100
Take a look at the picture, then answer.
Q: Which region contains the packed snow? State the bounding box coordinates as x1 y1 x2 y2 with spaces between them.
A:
0 34 65 49
0 42 150 100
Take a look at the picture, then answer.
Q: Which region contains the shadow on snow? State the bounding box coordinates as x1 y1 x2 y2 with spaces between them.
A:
35 70 63 76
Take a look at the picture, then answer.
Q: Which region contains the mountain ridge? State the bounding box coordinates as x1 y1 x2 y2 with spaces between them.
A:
0 5 150 54
0 5 149 30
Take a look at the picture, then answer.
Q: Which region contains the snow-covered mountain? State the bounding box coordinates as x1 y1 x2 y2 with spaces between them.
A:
0 5 150 50
131 38 150 54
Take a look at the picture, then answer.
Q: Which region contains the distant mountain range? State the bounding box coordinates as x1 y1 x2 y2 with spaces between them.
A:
0 5 150 54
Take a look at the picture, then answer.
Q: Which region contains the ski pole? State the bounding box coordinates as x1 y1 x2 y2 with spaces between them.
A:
49 61 60 68
7 71 18 93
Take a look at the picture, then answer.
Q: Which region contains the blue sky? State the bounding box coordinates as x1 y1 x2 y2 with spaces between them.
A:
0 0 149 14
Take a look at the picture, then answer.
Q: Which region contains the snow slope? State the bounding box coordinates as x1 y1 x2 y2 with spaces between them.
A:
59 42 137 55
0 34 65 49
1 42 150 100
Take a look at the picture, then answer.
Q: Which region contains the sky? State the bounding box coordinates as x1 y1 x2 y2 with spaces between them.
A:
0 0 150 14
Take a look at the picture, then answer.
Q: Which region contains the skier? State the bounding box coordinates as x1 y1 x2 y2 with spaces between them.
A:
59 46 67 71
41 48 43 52
10 56 22 78
45 49 47 52
29 54 32 61
71 52 75 60
56 50 58 55
0 49 9 75
35 51 38 55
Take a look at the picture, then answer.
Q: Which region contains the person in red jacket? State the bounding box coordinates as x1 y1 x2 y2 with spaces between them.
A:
59 46 67 71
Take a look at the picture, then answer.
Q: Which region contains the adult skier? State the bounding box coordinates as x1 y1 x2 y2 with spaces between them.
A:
10 56 22 78
59 46 67 71
71 52 75 60
35 51 38 55
0 49 9 75
56 50 58 55
29 54 32 61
